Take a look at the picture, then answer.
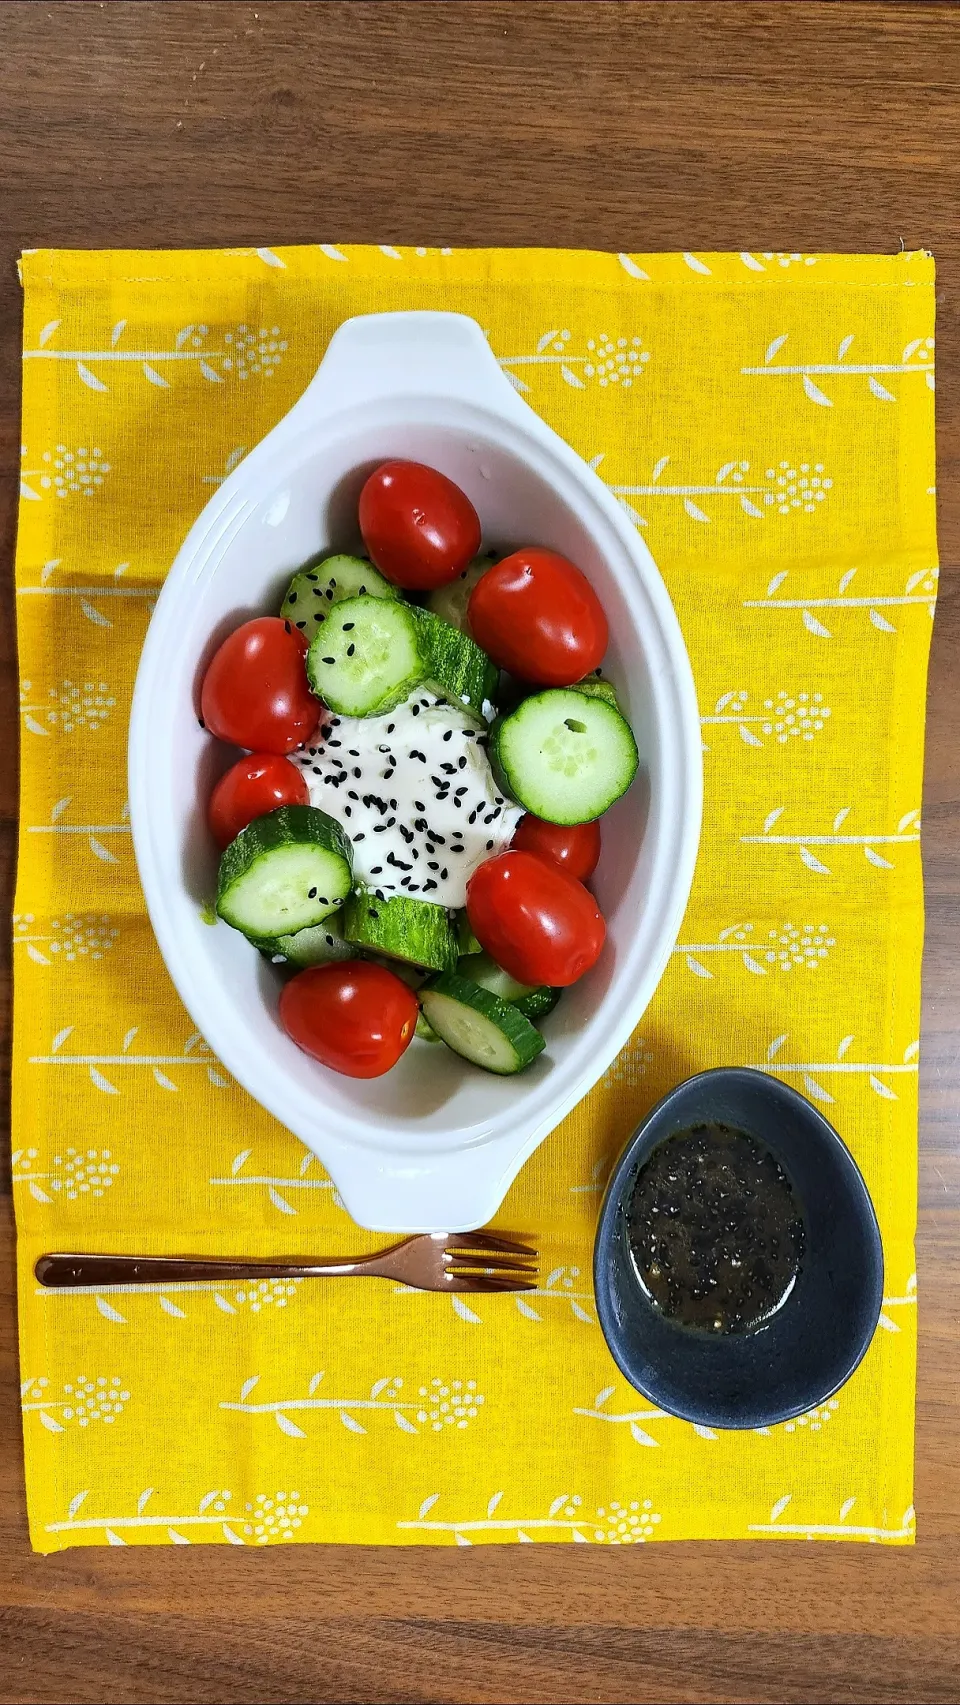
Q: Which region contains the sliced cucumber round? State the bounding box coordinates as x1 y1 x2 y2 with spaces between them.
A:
569 675 622 711
281 553 399 642
455 911 483 957
410 607 498 721
217 806 353 940
514 985 561 1021
426 552 496 633
420 973 545 1075
458 952 560 1023
307 596 428 717
341 892 457 972
271 914 355 967
491 689 639 825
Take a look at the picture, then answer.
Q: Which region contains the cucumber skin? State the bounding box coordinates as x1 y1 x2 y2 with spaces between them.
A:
426 553 496 633
410 607 498 719
455 912 484 956
341 892 458 972
216 806 353 934
514 985 561 1021
420 972 545 1073
489 690 639 825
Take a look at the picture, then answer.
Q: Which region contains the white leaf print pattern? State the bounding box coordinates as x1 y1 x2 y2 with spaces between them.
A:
38 320 60 347
740 497 764 517
514 1298 541 1321
80 601 112 628
199 361 223 383
268 1186 296 1215
837 1035 854 1058
837 335 854 359
868 376 896 401
153 1068 178 1091
318 244 347 262
256 248 285 268
198 1491 220 1513
617 254 650 280
214 1293 235 1314
802 610 832 637
803 1074 835 1104
111 321 127 346
239 1376 260 1402
308 1373 324 1396
629 1420 659 1447
799 846 831 874
686 955 713 979
105 1529 126 1547
763 808 784 833
51 1026 73 1053
766 571 789 596
76 362 108 392
231 1150 251 1175
595 1387 615 1408
833 808 851 831
864 846 894 869
570 1301 593 1324
451 1296 482 1323
29 1180 52 1202
770 1495 792 1521
339 1411 366 1435
95 1297 126 1323
418 1494 439 1520
395 1412 418 1433
222 1524 244 1545
502 369 530 393
683 252 712 275
683 499 710 523
68 1491 90 1519
89 1066 118 1093
693 1423 719 1441
379 245 402 260
767 1034 788 1061
742 954 768 974
137 1488 154 1514
738 724 763 747
765 335 789 363
839 1498 856 1520
838 569 857 594
537 330 559 353
455 1533 472 1546
741 252 766 272
168 1529 190 1545
870 1075 898 1100
560 364 585 389
142 364 170 389
39 1411 64 1432
870 609 897 632
158 1296 186 1317
487 1492 503 1517
802 376 833 406
276 1412 307 1438
23 716 49 737
89 837 119 863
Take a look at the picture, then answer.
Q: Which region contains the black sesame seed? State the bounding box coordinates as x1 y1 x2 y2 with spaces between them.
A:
325 588 334 600
322 656 336 665
455 786 468 796
198 716 205 729
284 620 292 634
423 879 437 892
458 756 467 769
348 790 359 800
432 832 446 845
354 832 365 841
412 704 420 717
368 908 379 920
468 808 479 824
371 865 383 874
348 749 360 758
486 839 494 849
353 767 362 778
386 723 395 734
373 824 387 833
443 730 453 742
342 622 355 631
327 739 341 747
347 644 355 657
441 867 449 880
313 766 323 776
307 572 318 582
428 861 440 871
287 591 298 605
344 806 352 817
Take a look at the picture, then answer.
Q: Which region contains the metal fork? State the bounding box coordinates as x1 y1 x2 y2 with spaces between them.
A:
34 1230 538 1295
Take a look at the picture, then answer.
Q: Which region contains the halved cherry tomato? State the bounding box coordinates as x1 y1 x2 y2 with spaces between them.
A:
200 618 320 753
358 460 481 591
208 753 309 849
279 961 419 1079
467 547 608 686
511 814 601 882
466 850 605 987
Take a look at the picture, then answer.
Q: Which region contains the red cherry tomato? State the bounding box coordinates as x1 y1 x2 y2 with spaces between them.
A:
466 851 605 988
358 460 481 591
467 548 608 686
208 753 309 849
279 962 419 1079
511 814 601 882
200 618 320 754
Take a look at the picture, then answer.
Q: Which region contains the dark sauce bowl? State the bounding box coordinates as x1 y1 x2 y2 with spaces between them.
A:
593 1068 884 1430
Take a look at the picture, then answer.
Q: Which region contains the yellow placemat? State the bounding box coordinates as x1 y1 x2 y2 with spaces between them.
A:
14 246 934 1551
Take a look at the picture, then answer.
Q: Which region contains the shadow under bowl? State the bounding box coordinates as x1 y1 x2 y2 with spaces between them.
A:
593 1068 884 1430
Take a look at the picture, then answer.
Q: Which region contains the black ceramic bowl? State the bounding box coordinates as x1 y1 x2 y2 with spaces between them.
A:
593 1068 884 1430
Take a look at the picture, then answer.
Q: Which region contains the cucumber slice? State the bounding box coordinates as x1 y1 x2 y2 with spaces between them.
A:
306 596 428 717
491 689 639 825
411 607 498 721
281 553 398 642
514 985 561 1021
420 973 545 1075
455 911 483 956
458 952 560 1023
415 1012 442 1042
569 675 622 711
341 892 457 972
272 914 355 967
426 552 496 633
217 806 353 940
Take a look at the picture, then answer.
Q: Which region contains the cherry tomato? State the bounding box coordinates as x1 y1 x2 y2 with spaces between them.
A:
467 548 608 686
208 753 309 849
279 961 419 1079
466 850 605 988
511 814 601 882
358 460 481 591
200 618 320 754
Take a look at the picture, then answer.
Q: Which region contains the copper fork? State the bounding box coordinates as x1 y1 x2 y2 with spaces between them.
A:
34 1231 538 1295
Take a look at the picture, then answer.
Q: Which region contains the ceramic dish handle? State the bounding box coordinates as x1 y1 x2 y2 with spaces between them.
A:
284 310 528 427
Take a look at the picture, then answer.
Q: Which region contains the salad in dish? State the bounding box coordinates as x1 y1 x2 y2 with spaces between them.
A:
199 459 639 1080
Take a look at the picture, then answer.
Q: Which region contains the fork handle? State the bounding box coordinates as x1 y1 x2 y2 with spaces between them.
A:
34 1252 392 1288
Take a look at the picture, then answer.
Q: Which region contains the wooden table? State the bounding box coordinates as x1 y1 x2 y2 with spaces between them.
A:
1 4 957 1700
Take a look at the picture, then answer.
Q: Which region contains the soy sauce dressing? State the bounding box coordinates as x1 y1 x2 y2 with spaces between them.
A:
625 1123 805 1334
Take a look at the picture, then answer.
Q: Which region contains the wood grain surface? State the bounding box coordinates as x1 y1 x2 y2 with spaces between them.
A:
1 4 958 1701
